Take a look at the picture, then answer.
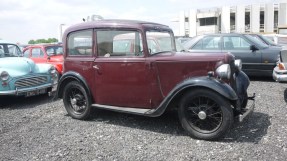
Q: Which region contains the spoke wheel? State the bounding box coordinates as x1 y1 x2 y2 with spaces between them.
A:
179 89 233 140
63 81 91 119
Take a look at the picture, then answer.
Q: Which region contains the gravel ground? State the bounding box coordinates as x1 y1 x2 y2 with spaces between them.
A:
1 77 287 161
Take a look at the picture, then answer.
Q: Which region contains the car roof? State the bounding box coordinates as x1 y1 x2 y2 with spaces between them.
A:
64 19 172 37
27 44 62 47
201 33 248 36
0 40 17 44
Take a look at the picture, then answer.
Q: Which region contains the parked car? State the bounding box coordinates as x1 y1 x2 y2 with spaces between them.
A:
0 40 58 97
23 44 64 75
56 20 255 140
184 33 282 76
273 47 287 82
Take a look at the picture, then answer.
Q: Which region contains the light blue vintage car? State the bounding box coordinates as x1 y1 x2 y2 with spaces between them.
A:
0 40 58 97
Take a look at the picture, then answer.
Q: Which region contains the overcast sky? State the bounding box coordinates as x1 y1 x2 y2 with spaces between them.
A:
0 0 284 44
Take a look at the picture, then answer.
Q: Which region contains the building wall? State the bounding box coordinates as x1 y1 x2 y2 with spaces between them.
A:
177 2 287 36
189 9 197 37
250 4 260 33
264 3 274 33
236 5 245 33
221 6 230 33
279 3 287 26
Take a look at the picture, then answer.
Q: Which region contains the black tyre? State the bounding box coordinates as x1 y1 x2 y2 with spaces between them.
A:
284 88 287 103
241 92 248 109
63 81 91 120
178 89 234 140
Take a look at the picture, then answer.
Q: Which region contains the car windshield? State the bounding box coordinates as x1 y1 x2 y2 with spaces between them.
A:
245 35 269 48
146 31 176 55
0 44 22 57
45 46 63 56
260 35 277 46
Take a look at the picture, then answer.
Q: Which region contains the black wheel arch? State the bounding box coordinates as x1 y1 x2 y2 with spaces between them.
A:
146 76 238 117
56 71 92 99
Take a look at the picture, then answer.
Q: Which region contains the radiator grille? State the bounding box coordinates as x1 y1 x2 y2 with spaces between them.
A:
15 76 48 89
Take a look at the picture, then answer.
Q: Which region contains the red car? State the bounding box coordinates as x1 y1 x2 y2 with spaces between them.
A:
23 44 63 75
56 20 255 140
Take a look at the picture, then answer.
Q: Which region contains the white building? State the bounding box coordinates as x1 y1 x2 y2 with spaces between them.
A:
176 2 287 37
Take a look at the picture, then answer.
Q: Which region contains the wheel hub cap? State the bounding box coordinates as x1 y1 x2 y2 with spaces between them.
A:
71 98 77 105
198 111 207 120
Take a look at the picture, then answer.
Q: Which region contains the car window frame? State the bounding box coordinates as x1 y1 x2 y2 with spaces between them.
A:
67 29 94 57
94 28 144 58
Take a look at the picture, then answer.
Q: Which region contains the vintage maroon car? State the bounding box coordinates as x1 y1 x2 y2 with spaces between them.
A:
23 44 63 75
56 20 255 140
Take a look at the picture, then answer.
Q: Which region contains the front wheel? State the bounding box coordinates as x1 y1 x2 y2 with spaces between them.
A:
63 81 91 120
178 89 234 140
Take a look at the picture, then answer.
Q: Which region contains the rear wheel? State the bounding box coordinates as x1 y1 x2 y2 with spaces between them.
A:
178 89 234 140
63 81 91 120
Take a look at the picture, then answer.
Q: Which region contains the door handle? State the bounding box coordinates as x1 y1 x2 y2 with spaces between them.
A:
93 65 99 70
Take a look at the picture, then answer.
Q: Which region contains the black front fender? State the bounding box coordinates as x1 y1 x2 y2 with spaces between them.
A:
145 76 238 117
56 71 91 99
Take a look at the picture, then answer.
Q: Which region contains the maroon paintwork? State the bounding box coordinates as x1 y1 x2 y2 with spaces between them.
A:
23 44 63 75
62 20 233 108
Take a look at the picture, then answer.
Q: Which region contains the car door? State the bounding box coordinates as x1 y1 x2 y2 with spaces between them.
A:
93 29 152 108
222 35 262 73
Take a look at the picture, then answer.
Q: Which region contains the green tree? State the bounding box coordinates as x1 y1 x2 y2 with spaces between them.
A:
28 38 58 44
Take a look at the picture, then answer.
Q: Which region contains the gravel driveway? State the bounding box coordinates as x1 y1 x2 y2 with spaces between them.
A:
1 77 287 161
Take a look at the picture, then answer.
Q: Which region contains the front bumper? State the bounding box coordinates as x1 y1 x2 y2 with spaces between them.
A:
239 93 256 122
272 67 287 82
0 83 57 96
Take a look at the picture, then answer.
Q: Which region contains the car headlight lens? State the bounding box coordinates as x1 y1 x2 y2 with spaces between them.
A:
0 71 10 81
215 64 231 79
234 59 242 72
49 66 56 74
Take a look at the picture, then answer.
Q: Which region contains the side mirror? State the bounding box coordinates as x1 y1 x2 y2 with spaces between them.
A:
47 56 51 61
250 45 258 52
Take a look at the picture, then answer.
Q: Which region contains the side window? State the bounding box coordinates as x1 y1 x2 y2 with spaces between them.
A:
223 36 250 50
202 36 221 50
31 48 42 57
23 50 30 57
191 40 202 49
96 30 142 57
68 30 93 56
147 40 158 53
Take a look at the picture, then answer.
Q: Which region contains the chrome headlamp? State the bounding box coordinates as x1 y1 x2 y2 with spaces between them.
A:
234 59 242 72
215 64 231 79
0 71 10 81
49 66 56 74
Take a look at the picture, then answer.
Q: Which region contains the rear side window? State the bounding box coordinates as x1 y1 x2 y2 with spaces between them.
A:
31 48 44 57
202 36 220 50
67 30 93 56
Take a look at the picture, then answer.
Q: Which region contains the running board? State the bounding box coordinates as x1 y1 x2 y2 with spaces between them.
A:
91 104 152 116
